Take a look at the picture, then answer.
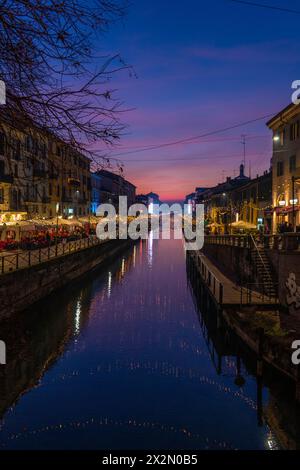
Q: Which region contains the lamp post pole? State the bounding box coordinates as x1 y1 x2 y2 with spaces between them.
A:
292 176 296 232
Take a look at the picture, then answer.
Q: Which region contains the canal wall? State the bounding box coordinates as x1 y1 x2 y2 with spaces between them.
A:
202 242 300 312
0 239 133 319
267 250 300 313
202 243 252 284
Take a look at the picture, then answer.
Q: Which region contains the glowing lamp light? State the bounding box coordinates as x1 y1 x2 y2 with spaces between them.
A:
278 200 286 206
290 199 298 205
273 135 280 142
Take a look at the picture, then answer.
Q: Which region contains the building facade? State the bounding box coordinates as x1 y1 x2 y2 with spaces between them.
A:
93 169 136 211
91 172 102 215
48 140 91 218
0 118 50 222
0 115 92 221
267 103 300 232
201 164 250 231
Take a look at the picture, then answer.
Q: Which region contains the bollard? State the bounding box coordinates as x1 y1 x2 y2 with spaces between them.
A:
256 327 264 378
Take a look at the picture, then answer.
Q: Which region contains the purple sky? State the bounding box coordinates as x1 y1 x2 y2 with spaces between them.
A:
92 0 300 200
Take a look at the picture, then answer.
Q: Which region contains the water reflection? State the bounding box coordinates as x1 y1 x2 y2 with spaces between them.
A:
188 252 300 450
0 236 298 449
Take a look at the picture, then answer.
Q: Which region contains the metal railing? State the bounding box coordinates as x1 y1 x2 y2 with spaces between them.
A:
205 233 300 251
250 234 273 281
204 234 250 248
0 235 107 275
194 251 224 305
240 282 279 305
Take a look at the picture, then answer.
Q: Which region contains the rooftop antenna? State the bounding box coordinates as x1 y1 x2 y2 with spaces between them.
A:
241 134 246 167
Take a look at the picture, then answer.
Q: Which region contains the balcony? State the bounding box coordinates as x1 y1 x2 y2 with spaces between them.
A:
0 173 13 184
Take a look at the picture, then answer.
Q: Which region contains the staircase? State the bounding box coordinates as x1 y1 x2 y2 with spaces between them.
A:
250 245 277 299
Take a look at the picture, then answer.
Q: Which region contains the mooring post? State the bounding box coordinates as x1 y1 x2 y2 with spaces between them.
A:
257 327 264 378
256 376 263 427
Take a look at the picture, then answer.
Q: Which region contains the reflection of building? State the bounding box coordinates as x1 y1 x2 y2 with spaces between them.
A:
267 103 300 232
94 169 136 211
0 283 93 419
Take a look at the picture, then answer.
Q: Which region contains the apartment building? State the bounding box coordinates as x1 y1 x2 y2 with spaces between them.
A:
267 103 300 232
0 115 49 221
48 140 91 218
0 113 91 221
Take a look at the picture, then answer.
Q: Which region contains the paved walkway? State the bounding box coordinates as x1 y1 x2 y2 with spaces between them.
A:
190 251 278 307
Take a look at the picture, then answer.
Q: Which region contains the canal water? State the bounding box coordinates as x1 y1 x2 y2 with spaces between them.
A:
0 234 294 449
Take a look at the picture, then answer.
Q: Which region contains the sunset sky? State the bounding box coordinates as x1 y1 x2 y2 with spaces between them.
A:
95 0 300 201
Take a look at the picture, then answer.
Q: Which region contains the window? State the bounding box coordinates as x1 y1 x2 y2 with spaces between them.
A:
277 161 284 177
290 155 296 172
290 121 300 141
12 139 21 160
25 135 32 152
0 132 5 155
0 188 4 203
14 164 18 177
49 183 52 196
